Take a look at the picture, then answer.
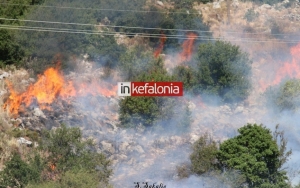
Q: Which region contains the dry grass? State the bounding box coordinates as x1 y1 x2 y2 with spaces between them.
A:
0 67 33 169
0 132 19 170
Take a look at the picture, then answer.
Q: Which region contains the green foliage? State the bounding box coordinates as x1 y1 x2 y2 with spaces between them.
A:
119 46 156 81
27 170 113 188
13 0 126 73
7 128 39 142
176 163 192 179
241 0 283 5
173 66 198 92
217 124 290 187
244 8 259 22
190 133 218 175
0 125 112 188
0 0 42 68
118 58 176 128
178 104 193 133
39 124 112 184
265 79 300 112
0 154 40 188
172 0 212 9
196 41 252 102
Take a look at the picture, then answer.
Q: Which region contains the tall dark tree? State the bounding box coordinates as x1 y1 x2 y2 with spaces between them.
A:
196 41 252 102
217 124 291 187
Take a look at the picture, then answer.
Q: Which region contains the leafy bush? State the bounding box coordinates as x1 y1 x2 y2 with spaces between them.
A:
265 79 300 112
27 170 113 188
0 154 41 188
119 59 176 128
217 124 291 187
196 41 252 102
119 47 157 81
8 128 39 142
172 0 212 9
0 125 113 187
242 0 282 5
190 133 218 175
244 8 259 22
38 124 112 184
176 163 192 179
172 66 198 92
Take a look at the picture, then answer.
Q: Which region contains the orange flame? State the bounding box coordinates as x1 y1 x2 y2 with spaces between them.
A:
3 66 117 115
154 33 167 58
179 32 198 63
272 42 300 85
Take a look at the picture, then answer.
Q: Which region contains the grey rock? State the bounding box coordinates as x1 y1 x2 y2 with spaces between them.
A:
234 106 244 114
33 108 46 118
261 4 272 10
213 2 221 9
0 72 10 79
156 1 164 6
17 137 32 146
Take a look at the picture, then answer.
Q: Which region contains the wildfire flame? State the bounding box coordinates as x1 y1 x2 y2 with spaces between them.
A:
272 42 300 85
179 32 198 63
154 33 167 58
259 42 300 91
3 65 117 115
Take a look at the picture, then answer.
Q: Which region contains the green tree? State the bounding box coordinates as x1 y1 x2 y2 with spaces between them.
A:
196 41 252 102
118 46 156 81
38 124 112 185
0 0 35 67
0 154 40 188
244 8 259 22
118 58 175 128
173 65 198 92
265 79 300 112
190 133 218 175
217 124 291 187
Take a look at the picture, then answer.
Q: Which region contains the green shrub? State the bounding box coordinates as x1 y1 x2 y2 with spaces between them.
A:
196 41 252 102
0 154 40 188
38 124 112 184
244 8 259 22
118 59 176 128
190 133 218 175
217 124 291 187
241 0 282 6
172 66 198 92
8 128 39 142
265 79 300 112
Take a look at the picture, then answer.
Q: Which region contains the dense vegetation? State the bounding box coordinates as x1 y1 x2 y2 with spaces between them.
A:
118 56 176 128
174 41 252 102
2 0 300 187
189 124 292 188
265 79 300 112
0 125 112 188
